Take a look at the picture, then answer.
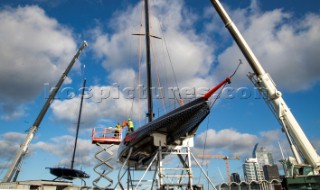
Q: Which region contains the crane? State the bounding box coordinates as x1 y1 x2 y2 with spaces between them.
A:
197 154 240 184
2 41 88 183
209 0 320 188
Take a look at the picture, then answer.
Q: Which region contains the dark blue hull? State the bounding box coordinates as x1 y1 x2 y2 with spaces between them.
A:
48 167 90 180
118 97 210 165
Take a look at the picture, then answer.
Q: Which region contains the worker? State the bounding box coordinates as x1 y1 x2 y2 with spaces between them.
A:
114 123 121 137
128 118 134 132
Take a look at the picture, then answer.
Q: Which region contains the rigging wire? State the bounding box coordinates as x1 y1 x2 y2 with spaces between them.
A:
148 0 168 114
127 0 145 127
158 21 184 106
149 33 167 113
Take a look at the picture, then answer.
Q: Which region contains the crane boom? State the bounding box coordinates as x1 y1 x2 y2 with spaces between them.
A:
209 0 320 174
2 41 88 183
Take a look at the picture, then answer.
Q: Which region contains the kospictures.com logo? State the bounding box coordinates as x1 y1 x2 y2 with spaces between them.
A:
44 83 269 102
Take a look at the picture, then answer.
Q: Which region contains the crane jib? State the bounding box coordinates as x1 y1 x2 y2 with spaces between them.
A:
2 41 88 183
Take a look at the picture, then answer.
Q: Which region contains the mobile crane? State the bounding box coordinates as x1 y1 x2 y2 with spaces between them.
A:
1 41 88 183
209 0 320 188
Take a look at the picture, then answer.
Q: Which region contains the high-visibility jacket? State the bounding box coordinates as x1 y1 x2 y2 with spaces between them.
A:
115 124 121 131
128 120 134 129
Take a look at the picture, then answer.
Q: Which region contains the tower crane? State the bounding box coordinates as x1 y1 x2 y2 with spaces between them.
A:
197 154 240 184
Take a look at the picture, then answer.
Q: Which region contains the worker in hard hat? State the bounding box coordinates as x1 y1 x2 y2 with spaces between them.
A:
128 118 134 132
114 123 121 137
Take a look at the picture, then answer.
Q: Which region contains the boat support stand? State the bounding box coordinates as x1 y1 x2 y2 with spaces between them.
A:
123 133 217 190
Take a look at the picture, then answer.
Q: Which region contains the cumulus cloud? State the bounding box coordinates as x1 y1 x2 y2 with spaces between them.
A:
312 138 320 154
0 5 77 120
51 0 222 128
193 127 320 167
208 5 320 92
32 135 121 169
0 132 119 170
195 129 258 157
32 135 96 167
91 0 217 92
0 132 26 162
50 84 147 129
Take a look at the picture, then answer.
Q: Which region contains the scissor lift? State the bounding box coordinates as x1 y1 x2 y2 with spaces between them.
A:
91 127 122 189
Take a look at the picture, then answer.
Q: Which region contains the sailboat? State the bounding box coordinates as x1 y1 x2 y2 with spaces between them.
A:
48 79 90 181
118 78 231 165
117 0 233 166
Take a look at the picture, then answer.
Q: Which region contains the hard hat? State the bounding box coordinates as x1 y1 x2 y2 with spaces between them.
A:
128 118 131 121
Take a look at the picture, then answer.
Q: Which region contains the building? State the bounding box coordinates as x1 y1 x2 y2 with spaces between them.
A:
231 173 241 183
0 180 91 190
263 165 280 181
256 146 274 168
243 158 264 182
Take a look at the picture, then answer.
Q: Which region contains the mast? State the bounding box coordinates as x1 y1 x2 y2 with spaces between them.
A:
144 0 153 122
2 41 88 183
71 78 86 169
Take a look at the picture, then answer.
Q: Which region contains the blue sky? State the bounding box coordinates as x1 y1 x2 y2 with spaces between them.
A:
0 0 320 187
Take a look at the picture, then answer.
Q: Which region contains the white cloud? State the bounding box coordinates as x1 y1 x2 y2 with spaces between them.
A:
32 135 121 168
32 135 95 167
51 0 223 128
0 5 77 120
50 84 147 129
193 127 320 168
312 138 320 154
91 0 217 93
195 129 258 157
0 132 119 170
108 68 137 87
210 6 320 92
0 132 26 161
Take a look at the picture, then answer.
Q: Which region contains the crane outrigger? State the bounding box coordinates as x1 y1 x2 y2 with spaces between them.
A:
209 0 320 188
2 41 88 183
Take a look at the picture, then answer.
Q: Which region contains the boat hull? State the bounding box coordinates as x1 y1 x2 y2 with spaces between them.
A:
118 97 210 165
48 167 90 180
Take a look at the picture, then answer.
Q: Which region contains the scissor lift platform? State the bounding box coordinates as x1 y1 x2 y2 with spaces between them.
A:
91 127 123 189
92 127 122 145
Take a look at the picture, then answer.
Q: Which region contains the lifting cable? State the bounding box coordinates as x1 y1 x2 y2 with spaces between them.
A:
197 86 225 185
209 60 242 109
81 62 86 80
198 60 242 183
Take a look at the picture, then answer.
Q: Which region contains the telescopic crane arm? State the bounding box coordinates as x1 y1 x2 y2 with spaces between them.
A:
209 0 320 174
2 41 88 183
